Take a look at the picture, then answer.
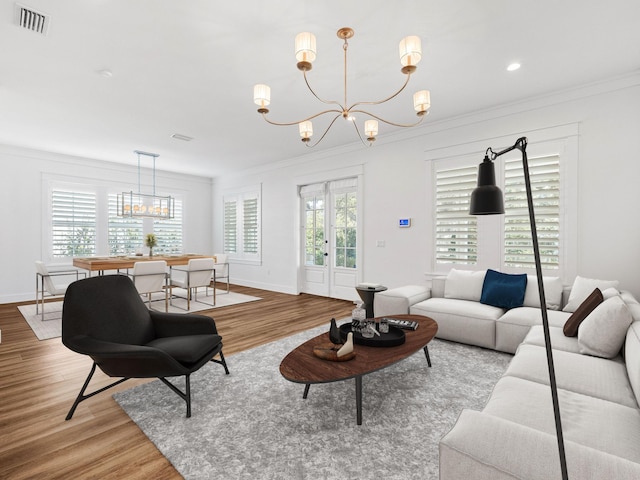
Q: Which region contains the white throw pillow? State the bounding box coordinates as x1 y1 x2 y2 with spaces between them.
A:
602 287 620 300
444 269 486 302
578 295 632 358
563 276 619 313
522 275 563 310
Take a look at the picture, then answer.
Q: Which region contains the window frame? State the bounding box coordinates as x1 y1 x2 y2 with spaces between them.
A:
427 129 578 281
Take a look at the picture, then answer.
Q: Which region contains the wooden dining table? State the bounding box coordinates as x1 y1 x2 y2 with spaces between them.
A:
73 254 216 275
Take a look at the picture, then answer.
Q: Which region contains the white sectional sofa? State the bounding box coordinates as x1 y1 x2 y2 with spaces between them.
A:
375 270 640 479
376 269 571 353
440 301 640 479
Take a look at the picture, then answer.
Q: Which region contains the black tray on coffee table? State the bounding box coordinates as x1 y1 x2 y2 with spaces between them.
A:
339 322 406 347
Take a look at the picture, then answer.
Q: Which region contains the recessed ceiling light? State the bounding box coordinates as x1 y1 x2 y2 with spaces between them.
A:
507 63 521 72
98 69 113 78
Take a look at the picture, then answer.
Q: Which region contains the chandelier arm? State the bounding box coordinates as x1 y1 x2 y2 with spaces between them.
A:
303 70 344 109
347 74 412 110
351 120 372 148
304 113 343 148
260 109 343 127
349 109 426 128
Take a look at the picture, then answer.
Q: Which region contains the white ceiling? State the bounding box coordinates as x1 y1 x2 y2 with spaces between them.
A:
1 0 638 177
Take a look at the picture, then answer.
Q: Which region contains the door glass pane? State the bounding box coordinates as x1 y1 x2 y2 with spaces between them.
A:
304 194 325 266
333 191 357 269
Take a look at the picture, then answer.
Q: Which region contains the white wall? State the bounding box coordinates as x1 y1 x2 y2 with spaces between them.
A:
213 73 640 300
0 146 213 303
3 74 638 305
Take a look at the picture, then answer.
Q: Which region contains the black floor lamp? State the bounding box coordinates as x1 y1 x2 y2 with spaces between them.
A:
470 136 569 479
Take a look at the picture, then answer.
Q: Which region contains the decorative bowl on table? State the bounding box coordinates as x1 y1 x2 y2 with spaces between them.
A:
339 322 405 347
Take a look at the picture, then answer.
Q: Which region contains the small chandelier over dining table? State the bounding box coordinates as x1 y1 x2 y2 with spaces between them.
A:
117 150 175 219
253 27 431 147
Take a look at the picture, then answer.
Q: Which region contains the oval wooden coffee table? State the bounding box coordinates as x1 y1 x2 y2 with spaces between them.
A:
279 314 438 425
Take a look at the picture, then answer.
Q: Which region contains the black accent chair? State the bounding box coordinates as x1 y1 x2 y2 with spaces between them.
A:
62 274 229 420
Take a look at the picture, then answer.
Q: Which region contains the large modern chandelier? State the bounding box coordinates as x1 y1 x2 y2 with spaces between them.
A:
117 150 175 219
253 27 431 147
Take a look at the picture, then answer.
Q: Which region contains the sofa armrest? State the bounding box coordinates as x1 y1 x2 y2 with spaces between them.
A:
440 410 640 480
373 285 431 317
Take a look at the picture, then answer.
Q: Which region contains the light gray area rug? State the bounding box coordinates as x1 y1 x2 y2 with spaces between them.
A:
114 322 512 480
18 289 261 340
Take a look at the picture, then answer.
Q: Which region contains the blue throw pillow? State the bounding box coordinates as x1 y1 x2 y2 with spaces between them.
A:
480 269 528 309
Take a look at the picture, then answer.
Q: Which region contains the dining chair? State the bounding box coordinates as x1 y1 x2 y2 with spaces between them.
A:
62 274 229 420
213 253 230 294
170 258 216 310
129 260 168 312
35 261 85 320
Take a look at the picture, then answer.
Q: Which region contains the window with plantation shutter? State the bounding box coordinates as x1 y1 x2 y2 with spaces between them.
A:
435 165 478 265
224 199 237 253
223 186 261 263
504 155 560 269
154 198 183 254
243 197 259 254
108 193 143 255
51 189 97 258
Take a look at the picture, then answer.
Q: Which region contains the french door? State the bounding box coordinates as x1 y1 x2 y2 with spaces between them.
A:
300 178 360 300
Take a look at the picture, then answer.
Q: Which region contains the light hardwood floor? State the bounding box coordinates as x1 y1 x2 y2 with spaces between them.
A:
0 285 354 479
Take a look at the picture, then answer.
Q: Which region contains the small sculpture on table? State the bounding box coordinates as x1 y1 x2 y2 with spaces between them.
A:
313 319 356 361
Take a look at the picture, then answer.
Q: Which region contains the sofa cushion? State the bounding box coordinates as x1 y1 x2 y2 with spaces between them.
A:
523 275 564 310
563 288 603 337
410 297 501 349
505 344 637 408
563 275 619 312
578 295 633 359
146 334 222 364
480 269 528 309
494 307 571 354
440 409 640 480
444 269 486 302
483 376 640 463
522 325 581 354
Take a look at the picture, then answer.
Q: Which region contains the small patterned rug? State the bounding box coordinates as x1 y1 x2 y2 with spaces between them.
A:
114 321 512 480
18 289 261 340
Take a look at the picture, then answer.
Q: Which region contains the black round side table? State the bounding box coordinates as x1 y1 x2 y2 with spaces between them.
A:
355 285 387 319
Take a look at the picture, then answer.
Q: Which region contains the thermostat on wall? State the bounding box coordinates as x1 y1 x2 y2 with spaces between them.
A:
399 218 411 228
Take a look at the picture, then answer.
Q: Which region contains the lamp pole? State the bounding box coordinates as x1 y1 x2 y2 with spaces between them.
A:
472 137 569 479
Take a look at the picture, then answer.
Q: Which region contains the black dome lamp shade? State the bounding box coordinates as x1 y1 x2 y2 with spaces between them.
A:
469 154 504 215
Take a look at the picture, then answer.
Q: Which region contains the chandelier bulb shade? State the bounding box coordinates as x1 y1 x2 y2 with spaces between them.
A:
295 32 317 71
299 121 313 142
364 119 378 138
413 90 431 115
254 27 430 148
399 35 422 73
469 156 505 215
253 84 271 113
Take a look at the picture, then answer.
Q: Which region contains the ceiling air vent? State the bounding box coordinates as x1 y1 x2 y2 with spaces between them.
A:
15 3 50 35
171 133 194 142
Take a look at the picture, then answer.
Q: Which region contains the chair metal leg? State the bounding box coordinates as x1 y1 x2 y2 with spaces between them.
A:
66 362 129 420
159 374 192 418
211 350 230 375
